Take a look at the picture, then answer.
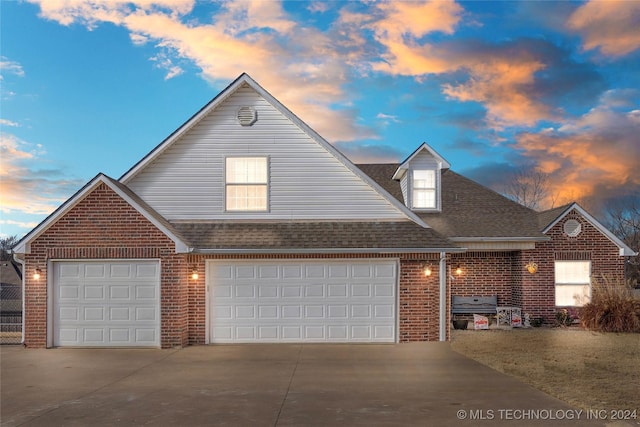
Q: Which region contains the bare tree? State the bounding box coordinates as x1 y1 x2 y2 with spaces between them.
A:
502 167 553 210
0 236 19 261
604 198 640 286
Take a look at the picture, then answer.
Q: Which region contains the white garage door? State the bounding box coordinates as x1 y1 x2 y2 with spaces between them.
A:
52 260 160 347
208 260 397 343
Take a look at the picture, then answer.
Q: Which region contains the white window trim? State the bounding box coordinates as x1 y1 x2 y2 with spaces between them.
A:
224 156 270 212
554 260 591 307
410 169 439 211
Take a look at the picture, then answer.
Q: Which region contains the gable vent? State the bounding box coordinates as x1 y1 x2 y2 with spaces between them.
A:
564 219 582 237
237 106 257 126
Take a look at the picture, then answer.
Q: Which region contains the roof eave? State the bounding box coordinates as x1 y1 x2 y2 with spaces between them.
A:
191 247 466 255
450 236 550 242
542 203 636 257
392 142 451 180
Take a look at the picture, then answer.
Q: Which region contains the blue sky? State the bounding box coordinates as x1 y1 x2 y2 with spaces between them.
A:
1 0 639 239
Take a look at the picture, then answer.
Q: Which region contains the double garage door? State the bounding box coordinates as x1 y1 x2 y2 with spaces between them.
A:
208 260 398 343
52 260 160 347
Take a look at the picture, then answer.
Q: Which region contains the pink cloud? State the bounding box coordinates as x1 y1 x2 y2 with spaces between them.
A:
567 0 640 57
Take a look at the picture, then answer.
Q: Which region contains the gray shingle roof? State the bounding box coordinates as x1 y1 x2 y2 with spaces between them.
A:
171 221 460 252
537 203 573 231
357 164 547 240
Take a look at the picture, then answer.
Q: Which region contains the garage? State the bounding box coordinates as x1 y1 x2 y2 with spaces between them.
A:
207 260 398 343
52 260 160 347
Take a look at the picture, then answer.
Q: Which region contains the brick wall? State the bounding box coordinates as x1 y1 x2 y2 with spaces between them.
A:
23 188 624 347
24 182 188 348
524 209 625 323
186 253 444 344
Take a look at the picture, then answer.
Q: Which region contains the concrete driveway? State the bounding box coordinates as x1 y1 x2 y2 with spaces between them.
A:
1 343 607 426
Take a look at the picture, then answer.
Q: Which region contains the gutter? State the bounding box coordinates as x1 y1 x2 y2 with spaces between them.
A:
449 236 549 242
439 252 447 342
12 252 25 346
191 247 467 255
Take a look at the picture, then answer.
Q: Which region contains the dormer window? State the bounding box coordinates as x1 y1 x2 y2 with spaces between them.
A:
393 143 450 212
412 170 436 209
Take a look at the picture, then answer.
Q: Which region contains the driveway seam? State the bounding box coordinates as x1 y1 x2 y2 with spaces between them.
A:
272 344 303 427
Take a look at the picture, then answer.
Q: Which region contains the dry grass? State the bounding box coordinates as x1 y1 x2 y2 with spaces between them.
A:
582 276 640 333
451 328 640 412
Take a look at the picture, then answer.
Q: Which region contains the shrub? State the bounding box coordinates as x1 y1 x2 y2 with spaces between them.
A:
580 276 640 333
555 308 577 327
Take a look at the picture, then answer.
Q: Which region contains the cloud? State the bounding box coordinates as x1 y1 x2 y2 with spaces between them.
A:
513 89 640 214
366 3 574 131
0 132 83 216
30 0 377 143
376 112 401 126
567 0 640 57
0 119 19 127
0 219 40 230
0 56 25 79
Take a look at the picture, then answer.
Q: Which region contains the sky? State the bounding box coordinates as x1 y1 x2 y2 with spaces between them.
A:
1 0 639 240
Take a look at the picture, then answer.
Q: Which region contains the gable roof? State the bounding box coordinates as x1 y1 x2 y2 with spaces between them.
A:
538 203 637 256
392 142 450 180
119 73 427 228
12 174 190 254
359 164 548 241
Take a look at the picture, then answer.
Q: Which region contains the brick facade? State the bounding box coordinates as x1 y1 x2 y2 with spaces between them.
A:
24 183 188 348
21 185 626 347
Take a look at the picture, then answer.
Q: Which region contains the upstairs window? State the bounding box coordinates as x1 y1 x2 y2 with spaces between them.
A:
412 170 436 209
226 157 268 211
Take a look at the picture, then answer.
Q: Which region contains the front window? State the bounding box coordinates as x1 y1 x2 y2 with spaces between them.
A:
412 170 436 209
555 261 591 306
226 157 268 211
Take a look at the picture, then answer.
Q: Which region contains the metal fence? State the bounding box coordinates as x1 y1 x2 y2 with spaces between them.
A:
1 284 22 345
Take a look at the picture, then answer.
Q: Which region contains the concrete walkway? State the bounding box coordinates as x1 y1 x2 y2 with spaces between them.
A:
1 343 609 426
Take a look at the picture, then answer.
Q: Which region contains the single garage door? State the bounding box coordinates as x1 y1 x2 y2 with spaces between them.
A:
52 260 160 347
208 260 397 343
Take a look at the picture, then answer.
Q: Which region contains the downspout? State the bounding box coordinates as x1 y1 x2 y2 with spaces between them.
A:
12 252 25 346
439 252 447 341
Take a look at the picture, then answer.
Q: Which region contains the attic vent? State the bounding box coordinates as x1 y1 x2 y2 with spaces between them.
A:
237 106 257 126
564 219 582 237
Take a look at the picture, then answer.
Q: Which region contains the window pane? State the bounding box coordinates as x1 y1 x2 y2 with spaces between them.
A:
413 189 435 208
413 170 435 188
226 185 267 211
226 157 267 183
555 261 590 284
555 284 591 306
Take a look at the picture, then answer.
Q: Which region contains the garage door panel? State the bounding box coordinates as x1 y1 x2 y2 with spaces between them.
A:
53 261 160 347
209 260 397 343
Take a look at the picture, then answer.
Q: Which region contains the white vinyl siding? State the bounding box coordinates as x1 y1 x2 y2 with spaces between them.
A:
555 261 591 306
226 157 268 211
125 84 406 221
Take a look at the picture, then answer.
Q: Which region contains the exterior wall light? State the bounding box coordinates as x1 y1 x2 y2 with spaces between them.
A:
423 264 432 277
33 268 42 281
191 268 199 280
526 261 538 274
455 266 463 276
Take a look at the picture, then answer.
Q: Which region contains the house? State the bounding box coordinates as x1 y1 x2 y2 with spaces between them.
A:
12 73 636 348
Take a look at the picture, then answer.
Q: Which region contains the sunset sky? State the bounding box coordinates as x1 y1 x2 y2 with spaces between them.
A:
1 0 639 239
